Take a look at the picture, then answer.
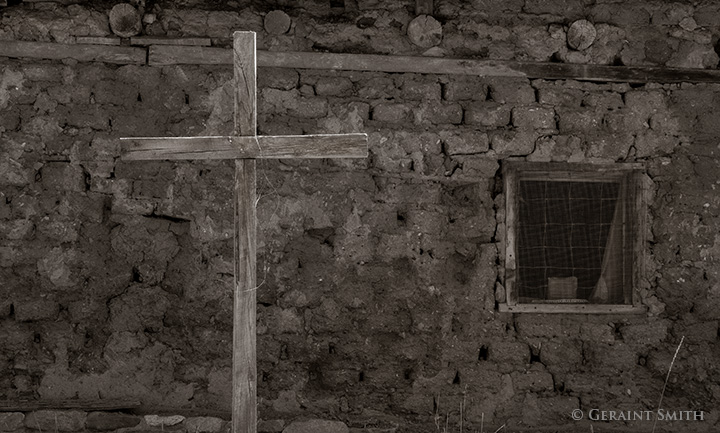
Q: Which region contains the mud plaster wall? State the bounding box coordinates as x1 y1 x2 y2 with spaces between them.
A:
1 1 720 432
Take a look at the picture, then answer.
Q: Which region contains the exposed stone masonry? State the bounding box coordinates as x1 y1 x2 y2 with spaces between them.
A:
1 0 720 432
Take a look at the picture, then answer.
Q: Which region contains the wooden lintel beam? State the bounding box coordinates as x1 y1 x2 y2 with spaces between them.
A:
0 399 141 411
2 39 720 84
120 133 369 161
130 36 212 46
75 36 121 46
149 45 231 65
0 40 146 64
150 45 720 84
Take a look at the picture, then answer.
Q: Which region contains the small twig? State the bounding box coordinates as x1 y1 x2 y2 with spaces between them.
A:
493 424 505 433
434 396 441 432
460 385 467 433
651 335 685 433
480 413 484 433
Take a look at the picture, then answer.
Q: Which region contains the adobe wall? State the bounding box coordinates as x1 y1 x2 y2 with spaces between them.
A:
0 1 719 432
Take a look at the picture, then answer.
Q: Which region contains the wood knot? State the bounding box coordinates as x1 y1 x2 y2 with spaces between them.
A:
109 3 142 38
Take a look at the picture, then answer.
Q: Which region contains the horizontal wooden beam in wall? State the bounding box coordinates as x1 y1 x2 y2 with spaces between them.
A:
149 44 720 84
0 40 146 64
3 39 720 84
75 36 121 46
120 133 368 160
131 36 212 46
149 45 231 65
498 303 647 314
517 62 720 84
0 399 141 411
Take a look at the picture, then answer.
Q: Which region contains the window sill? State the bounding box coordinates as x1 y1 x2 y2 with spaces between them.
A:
498 303 647 314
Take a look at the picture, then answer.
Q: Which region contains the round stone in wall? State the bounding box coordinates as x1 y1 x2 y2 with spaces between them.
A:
264 10 292 35
109 3 142 38
407 15 442 48
567 19 596 51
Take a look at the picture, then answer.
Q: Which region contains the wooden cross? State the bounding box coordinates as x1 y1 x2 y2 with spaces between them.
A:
120 31 367 433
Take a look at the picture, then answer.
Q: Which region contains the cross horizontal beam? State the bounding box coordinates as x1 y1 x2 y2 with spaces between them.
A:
120 133 368 160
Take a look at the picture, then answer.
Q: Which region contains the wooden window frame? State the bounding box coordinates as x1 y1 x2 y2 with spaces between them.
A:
499 162 648 314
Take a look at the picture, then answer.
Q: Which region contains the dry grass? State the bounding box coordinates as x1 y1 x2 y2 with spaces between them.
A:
651 335 685 433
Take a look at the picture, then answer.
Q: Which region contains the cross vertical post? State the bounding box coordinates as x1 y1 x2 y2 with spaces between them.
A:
119 30 367 433
232 32 257 433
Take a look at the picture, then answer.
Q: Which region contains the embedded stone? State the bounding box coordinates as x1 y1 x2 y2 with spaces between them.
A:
40 162 86 192
539 340 583 369
315 77 353 96
144 415 185 427
666 40 720 69
184 417 225 433
272 390 302 413
511 106 556 130
372 103 411 123
442 131 489 155
487 79 535 104
490 130 536 157
25 411 87 431
619 320 669 345
282 419 349 433
259 420 285 433
442 79 487 101
259 69 298 90
0 413 24 431
86 412 141 431
14 299 60 322
0 220 33 240
37 247 76 288
288 98 327 118
511 370 554 393
488 341 531 367
415 103 462 125
464 103 511 128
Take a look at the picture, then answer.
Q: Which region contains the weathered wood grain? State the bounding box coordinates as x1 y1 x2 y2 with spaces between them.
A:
4 38 720 84
235 33 256 137
148 45 231 66
498 304 647 314
148 45 720 84
232 31 257 433
109 3 142 38
263 10 292 35
75 36 121 46
631 171 648 307
119 33 369 433
0 40 145 64
567 19 597 51
131 36 212 46
0 399 141 411
503 164 518 306
120 134 368 160
407 15 442 48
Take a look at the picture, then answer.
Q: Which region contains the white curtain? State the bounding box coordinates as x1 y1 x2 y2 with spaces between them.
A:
589 182 625 304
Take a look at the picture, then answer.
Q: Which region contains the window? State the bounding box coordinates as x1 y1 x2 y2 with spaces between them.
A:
500 162 646 313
